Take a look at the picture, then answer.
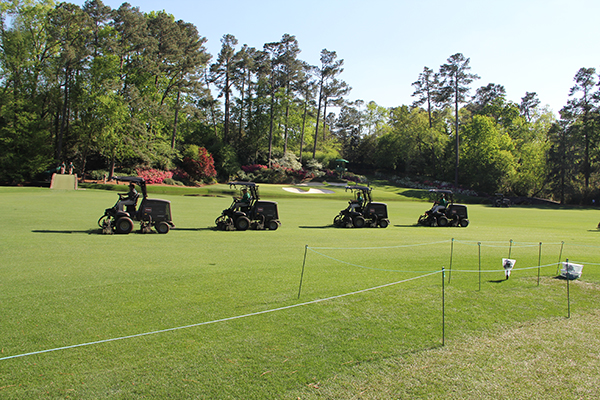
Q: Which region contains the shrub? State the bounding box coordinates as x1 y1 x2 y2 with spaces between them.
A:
136 168 173 184
274 153 303 171
181 147 217 183
88 170 108 181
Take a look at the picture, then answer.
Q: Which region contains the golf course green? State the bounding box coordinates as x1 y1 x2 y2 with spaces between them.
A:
1 184 599 399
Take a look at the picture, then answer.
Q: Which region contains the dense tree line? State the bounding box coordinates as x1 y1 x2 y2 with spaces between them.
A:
1 1 599 203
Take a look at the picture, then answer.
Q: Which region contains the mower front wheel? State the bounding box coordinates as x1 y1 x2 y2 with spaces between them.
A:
115 217 134 234
268 219 280 230
334 215 343 227
156 221 170 234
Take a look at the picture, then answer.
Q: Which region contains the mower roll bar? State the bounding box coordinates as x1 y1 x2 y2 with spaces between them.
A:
112 176 148 199
228 181 260 200
228 181 257 188
429 188 454 203
345 185 373 203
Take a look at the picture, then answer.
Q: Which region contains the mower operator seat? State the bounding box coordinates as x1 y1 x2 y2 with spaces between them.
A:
125 192 140 214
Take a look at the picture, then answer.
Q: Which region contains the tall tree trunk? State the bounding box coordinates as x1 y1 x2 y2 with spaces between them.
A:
109 148 116 180
57 66 70 161
454 83 459 188
267 77 275 165
312 79 324 159
171 90 181 150
283 101 290 154
299 99 308 162
322 97 328 141
224 72 230 143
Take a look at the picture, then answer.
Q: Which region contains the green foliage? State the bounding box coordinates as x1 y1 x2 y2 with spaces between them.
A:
460 115 515 193
1 2 596 207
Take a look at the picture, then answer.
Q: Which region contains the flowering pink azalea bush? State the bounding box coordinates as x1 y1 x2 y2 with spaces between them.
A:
136 168 173 184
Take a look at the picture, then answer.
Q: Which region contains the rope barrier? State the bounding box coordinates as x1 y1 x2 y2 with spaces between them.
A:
449 262 557 273
307 247 438 273
308 239 451 251
0 271 440 362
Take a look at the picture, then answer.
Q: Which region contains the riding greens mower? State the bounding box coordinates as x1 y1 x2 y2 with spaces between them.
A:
417 189 469 227
215 182 281 231
333 185 390 228
98 176 175 234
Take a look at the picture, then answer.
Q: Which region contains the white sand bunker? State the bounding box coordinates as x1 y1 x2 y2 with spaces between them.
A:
283 187 335 194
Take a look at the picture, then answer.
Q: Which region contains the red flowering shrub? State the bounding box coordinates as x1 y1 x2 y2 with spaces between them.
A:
181 147 217 182
136 168 173 184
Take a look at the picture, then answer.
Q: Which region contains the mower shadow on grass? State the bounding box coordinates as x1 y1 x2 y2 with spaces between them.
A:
299 225 337 229
33 229 104 235
170 227 215 232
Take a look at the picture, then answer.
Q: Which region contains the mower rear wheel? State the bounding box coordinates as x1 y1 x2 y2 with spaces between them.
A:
353 216 366 228
115 217 134 234
460 218 469 227
235 216 250 231
156 221 170 234
379 219 389 228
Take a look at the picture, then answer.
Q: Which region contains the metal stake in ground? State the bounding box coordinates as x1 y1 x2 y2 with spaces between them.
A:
538 242 542 286
442 267 446 346
448 238 454 283
556 241 564 275
566 258 571 318
298 245 308 299
478 242 482 291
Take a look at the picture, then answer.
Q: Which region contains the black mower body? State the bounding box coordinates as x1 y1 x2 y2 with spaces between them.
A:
98 177 175 234
417 189 469 227
215 182 281 231
334 186 390 228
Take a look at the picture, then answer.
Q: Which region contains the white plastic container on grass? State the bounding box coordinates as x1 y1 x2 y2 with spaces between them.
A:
561 262 583 280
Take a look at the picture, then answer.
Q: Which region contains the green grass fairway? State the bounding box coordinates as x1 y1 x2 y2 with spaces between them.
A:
1 185 600 399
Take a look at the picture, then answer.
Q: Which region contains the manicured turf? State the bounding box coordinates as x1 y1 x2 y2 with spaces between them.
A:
1 185 599 398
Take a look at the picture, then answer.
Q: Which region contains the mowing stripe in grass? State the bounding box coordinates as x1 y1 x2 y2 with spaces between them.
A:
0 271 441 362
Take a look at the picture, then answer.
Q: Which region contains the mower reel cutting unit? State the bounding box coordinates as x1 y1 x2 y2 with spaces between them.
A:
215 182 281 231
333 185 390 228
98 176 175 234
417 189 469 227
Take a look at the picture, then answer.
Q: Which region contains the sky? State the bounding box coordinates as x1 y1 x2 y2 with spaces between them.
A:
72 0 600 116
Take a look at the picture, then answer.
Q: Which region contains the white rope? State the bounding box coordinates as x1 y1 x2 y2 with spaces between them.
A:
308 239 451 250
307 247 438 273
450 262 558 273
0 271 440 362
